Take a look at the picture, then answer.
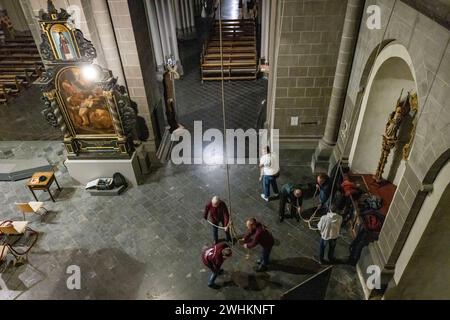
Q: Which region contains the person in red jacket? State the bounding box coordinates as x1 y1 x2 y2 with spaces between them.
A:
204 196 232 244
201 242 232 289
241 218 275 272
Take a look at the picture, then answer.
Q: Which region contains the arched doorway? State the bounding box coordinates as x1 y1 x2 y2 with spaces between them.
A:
349 43 418 185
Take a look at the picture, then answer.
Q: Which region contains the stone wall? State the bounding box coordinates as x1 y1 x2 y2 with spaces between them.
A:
273 0 348 142
332 0 450 296
106 0 158 150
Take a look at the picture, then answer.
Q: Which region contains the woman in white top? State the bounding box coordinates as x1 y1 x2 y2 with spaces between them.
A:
259 146 280 202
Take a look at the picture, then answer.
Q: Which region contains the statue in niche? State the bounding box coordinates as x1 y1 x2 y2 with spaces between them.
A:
374 90 417 183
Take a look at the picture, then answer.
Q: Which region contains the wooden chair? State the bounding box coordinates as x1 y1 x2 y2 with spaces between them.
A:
15 202 48 221
0 220 38 272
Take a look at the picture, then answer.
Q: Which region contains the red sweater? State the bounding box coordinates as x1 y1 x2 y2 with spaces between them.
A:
243 223 275 250
341 179 358 197
204 201 230 226
201 242 229 273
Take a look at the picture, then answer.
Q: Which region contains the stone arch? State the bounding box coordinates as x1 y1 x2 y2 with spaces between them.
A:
341 39 394 158
422 125 450 185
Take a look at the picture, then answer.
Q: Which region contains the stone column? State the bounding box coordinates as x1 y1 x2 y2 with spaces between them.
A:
145 0 164 71
260 0 270 63
155 0 170 59
182 0 190 32
91 0 125 86
312 0 365 173
173 0 183 37
167 0 181 64
188 0 196 31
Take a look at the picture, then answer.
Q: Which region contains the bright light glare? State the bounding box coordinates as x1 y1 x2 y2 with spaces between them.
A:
82 65 99 82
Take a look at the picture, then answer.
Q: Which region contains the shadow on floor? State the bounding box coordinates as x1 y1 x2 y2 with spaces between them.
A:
2 247 146 299
226 271 283 292
269 257 322 275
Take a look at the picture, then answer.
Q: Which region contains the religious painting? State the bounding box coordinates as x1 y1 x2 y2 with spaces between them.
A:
56 67 115 136
49 24 79 61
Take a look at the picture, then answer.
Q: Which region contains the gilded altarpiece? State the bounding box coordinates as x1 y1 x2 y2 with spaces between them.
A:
36 1 136 160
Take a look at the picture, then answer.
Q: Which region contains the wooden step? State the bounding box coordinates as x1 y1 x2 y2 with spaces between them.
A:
204 53 256 59
208 40 256 46
207 47 256 53
214 19 255 25
202 59 256 66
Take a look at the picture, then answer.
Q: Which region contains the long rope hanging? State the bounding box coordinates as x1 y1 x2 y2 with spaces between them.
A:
214 0 239 245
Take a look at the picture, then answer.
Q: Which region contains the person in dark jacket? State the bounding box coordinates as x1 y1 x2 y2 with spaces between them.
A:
279 183 303 222
316 173 332 209
201 242 232 289
241 218 275 272
204 196 231 244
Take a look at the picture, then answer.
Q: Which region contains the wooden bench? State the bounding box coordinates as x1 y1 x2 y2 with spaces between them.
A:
203 53 256 60
0 74 29 87
202 19 258 81
0 77 24 94
0 85 8 105
206 47 256 54
0 46 38 53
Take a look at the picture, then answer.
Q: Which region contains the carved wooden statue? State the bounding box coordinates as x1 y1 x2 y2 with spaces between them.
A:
374 91 417 183
163 57 183 133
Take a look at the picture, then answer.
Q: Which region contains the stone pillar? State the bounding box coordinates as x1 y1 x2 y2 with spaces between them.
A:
182 0 191 32
145 0 164 71
173 0 183 37
91 0 126 86
155 0 170 59
188 0 196 31
107 0 157 152
312 0 365 173
260 0 270 63
145 0 182 75
167 0 181 63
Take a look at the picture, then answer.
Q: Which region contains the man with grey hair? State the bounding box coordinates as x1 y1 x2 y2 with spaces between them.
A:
204 196 232 244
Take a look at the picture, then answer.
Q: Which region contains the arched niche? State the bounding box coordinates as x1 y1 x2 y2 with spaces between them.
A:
349 43 418 185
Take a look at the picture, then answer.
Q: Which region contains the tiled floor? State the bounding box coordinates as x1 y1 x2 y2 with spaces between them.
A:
0 142 363 300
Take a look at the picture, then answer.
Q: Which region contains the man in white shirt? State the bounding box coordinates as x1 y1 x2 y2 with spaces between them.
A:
259 146 280 202
317 205 342 264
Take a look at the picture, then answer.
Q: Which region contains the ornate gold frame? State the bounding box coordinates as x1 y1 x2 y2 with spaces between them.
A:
40 21 81 61
54 66 118 139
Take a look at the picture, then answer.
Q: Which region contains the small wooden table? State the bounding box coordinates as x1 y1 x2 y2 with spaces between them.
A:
27 171 61 202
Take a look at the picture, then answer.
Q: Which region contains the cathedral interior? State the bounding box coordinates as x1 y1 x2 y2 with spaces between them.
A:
0 0 449 301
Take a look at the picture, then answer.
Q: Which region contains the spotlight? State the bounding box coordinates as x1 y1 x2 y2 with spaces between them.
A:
81 65 100 82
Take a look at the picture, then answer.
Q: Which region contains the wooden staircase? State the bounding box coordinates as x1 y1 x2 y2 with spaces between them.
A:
201 19 258 81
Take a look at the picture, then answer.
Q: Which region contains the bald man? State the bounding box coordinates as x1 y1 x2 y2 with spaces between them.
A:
241 218 274 272
204 196 232 244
